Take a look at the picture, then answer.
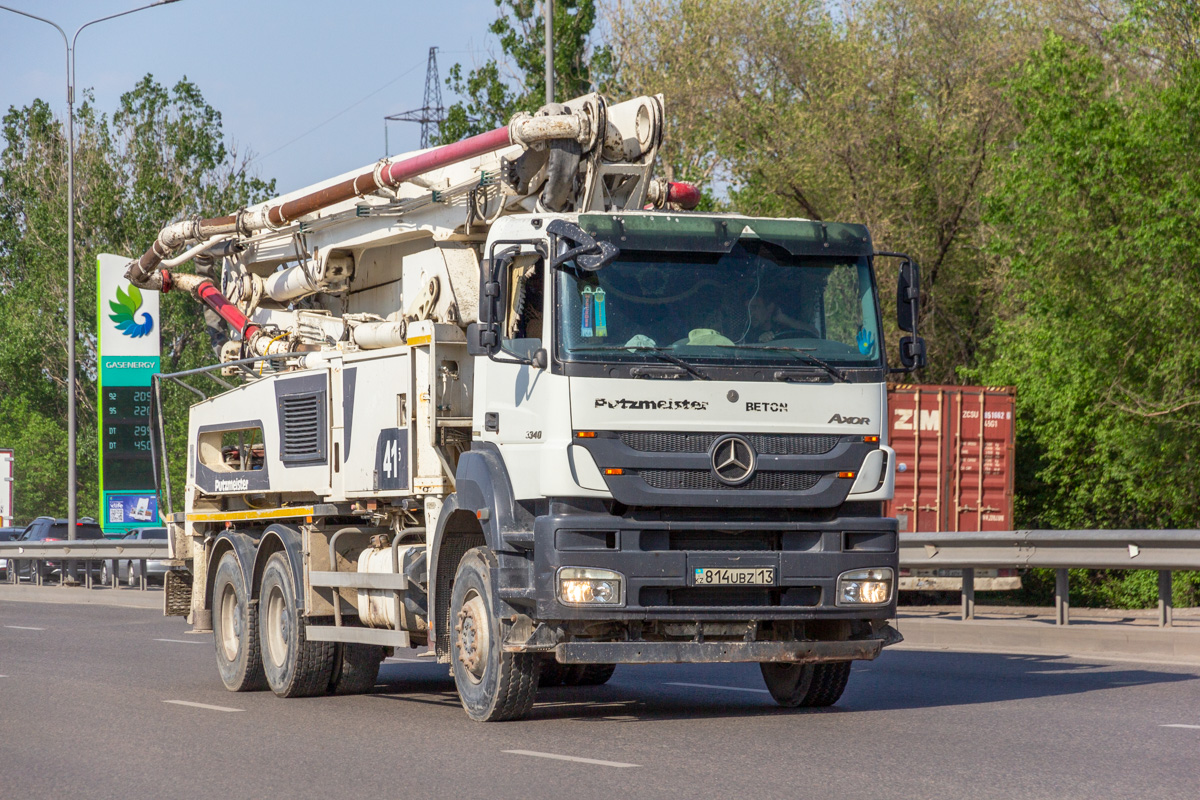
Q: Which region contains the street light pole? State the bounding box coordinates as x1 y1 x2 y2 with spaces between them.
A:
0 1 182 546
545 0 554 105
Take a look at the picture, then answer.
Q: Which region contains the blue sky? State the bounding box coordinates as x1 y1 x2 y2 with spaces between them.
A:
0 0 504 194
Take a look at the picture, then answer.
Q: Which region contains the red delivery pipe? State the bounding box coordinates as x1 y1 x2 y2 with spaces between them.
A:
667 181 701 210
194 279 259 340
268 127 513 227
129 126 521 287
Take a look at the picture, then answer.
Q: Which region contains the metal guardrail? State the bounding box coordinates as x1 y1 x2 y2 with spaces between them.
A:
899 530 1200 627
3 532 1196 627
0 541 169 590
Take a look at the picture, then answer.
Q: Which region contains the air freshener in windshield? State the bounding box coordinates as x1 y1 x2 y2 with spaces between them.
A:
594 288 607 337
581 286 595 337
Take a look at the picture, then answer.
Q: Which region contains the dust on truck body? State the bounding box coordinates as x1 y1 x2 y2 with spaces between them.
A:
134 92 927 721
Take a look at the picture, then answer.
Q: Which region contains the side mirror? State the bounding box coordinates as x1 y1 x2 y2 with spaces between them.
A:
531 348 549 370
896 259 920 333
476 251 512 353
898 335 927 370
466 322 494 356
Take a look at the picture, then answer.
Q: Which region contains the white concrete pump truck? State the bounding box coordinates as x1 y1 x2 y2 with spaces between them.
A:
130 92 926 721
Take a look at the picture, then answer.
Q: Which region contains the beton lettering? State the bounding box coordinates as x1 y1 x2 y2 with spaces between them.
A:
745 402 788 413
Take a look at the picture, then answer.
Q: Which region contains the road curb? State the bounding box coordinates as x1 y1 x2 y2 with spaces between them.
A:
0 584 161 610
893 615 1200 666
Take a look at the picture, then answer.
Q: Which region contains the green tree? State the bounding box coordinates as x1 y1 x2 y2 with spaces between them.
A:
610 0 1046 381
438 0 613 143
0 76 273 524
970 35 1200 532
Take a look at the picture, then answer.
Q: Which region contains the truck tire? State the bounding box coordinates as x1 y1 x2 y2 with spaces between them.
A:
259 552 335 698
450 547 540 721
212 551 267 692
760 662 815 707
568 662 614 690
329 644 385 695
539 656 572 687
802 661 852 707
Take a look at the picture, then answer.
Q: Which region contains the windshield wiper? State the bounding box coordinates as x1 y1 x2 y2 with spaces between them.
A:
572 345 711 380
713 344 847 382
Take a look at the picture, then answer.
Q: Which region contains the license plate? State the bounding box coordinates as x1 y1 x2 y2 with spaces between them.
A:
692 567 776 586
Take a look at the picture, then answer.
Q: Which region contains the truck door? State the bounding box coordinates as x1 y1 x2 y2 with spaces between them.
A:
475 254 556 499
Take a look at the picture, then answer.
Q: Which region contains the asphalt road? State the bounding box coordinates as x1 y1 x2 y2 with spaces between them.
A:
2 599 1198 800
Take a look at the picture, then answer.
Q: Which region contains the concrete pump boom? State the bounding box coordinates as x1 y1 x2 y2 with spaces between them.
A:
124 95 699 359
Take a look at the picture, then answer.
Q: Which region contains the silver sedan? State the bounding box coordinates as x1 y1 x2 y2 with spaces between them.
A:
101 527 169 587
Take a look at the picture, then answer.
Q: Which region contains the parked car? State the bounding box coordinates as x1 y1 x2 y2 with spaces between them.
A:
0 525 24 579
101 527 169 587
8 517 106 582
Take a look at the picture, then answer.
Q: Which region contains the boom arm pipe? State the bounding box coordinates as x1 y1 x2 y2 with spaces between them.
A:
125 116 586 293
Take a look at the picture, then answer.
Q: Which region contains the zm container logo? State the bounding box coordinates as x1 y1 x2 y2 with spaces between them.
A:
108 285 154 339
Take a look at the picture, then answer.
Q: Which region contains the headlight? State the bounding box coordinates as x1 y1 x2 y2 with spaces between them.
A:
557 567 624 606
836 568 894 606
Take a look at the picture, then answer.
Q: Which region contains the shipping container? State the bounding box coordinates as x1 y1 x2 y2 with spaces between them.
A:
886 385 1018 591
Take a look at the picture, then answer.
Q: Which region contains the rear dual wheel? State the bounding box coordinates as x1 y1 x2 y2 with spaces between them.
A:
212 552 267 692
760 661 852 708
259 552 335 698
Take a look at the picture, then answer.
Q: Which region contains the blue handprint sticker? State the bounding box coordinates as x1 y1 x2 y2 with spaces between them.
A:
856 327 876 355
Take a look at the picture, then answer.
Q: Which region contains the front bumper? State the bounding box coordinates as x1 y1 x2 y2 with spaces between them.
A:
556 635 894 664
529 510 898 622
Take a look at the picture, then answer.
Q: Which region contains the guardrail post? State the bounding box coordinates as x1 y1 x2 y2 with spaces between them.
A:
961 567 975 621
1055 568 1069 626
1158 570 1173 628
140 559 147 591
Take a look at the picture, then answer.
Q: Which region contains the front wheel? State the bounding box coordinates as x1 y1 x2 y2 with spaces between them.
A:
760 661 852 708
212 552 266 692
259 552 335 698
450 547 540 721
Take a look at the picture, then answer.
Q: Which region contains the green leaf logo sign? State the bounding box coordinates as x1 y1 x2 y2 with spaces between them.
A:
108 285 154 339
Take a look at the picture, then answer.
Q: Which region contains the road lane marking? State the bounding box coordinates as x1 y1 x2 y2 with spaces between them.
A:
155 638 207 645
1161 724 1200 729
4 625 45 631
664 681 770 694
503 750 639 768
163 700 243 713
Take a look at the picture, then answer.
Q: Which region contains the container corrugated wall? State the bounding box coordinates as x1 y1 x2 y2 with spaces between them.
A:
885 385 1015 533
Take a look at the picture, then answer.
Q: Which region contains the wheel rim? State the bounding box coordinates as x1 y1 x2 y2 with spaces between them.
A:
455 588 489 684
218 583 242 662
265 584 290 669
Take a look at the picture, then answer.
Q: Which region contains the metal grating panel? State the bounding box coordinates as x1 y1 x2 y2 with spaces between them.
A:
619 431 840 455
279 393 325 463
640 469 822 492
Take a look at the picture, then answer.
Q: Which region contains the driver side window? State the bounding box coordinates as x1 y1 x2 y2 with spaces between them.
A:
503 255 544 359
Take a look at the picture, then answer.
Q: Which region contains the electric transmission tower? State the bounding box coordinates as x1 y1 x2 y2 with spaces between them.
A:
386 47 445 149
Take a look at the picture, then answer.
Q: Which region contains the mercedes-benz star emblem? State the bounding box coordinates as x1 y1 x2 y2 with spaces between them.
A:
711 435 756 486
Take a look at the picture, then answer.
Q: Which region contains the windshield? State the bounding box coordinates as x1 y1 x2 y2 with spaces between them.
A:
555 241 881 368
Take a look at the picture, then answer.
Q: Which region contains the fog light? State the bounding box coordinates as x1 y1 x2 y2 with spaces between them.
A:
836 567 894 606
558 567 624 606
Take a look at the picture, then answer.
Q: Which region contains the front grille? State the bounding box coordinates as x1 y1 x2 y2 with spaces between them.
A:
619 431 840 455
638 586 823 607
640 469 823 492
664 530 778 551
